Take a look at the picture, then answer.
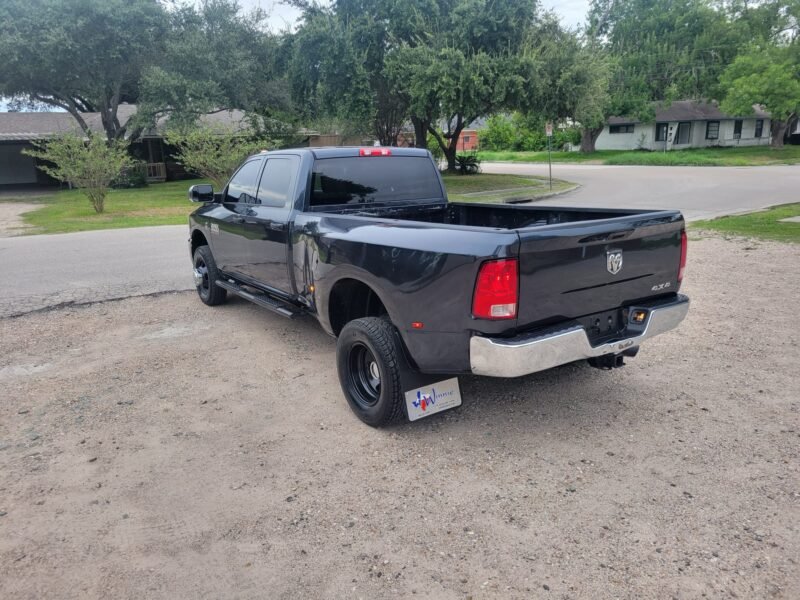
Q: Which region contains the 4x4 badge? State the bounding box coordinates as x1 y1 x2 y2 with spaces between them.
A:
607 250 623 275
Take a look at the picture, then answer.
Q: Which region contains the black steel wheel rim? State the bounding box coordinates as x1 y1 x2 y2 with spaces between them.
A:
347 342 381 408
195 256 210 296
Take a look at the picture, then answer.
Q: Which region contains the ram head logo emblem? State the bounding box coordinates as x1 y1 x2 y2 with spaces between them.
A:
607 250 623 275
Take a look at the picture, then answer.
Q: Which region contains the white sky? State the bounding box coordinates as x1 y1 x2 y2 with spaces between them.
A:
246 0 589 31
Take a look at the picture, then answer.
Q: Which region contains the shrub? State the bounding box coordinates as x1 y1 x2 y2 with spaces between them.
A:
455 153 481 175
478 115 515 151
479 113 580 152
113 161 149 188
24 133 132 213
166 128 271 189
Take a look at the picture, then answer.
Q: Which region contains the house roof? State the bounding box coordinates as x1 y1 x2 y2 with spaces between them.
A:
0 105 248 141
608 101 770 125
0 105 138 141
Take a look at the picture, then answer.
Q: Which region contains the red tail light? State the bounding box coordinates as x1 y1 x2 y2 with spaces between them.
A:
678 230 688 282
359 147 391 156
473 259 518 320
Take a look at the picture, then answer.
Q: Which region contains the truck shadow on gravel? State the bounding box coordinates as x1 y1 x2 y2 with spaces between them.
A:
224 296 644 435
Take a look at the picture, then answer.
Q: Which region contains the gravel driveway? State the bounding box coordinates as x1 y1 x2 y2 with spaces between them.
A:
1 236 798 599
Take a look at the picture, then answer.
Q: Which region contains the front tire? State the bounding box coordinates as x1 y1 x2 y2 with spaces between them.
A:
336 317 405 427
193 245 227 306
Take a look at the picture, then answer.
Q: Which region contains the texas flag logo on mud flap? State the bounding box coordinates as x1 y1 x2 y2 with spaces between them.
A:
405 378 463 421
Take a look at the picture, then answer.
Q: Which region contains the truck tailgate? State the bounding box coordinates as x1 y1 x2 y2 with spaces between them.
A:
515 211 684 328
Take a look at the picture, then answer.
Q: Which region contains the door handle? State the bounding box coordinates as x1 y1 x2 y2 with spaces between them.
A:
232 216 246 224
269 222 286 231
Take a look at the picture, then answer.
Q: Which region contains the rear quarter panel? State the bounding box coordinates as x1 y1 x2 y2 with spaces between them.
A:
292 213 520 373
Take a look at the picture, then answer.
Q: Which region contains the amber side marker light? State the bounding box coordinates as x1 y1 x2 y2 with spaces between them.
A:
632 310 648 324
411 322 424 330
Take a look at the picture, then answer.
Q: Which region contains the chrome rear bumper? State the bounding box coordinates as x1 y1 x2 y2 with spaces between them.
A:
470 295 689 378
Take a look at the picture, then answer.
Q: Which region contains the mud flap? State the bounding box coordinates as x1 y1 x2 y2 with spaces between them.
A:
392 329 462 422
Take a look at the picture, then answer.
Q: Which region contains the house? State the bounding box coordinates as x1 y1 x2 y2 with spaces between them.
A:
0 106 136 187
0 106 259 188
595 101 772 151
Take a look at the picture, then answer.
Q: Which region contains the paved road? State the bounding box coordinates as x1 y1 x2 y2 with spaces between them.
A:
0 226 192 317
2 164 797 317
483 162 800 221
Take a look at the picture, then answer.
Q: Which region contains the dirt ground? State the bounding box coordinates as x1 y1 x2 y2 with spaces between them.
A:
1 235 798 599
0 203 37 237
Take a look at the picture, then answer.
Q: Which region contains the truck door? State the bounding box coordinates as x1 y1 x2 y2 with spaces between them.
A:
213 157 265 275
235 155 300 295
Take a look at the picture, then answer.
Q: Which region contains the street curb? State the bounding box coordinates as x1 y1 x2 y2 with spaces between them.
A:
503 184 581 204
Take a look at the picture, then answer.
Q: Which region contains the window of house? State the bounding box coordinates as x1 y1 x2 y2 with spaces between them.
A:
705 121 720 140
655 123 668 142
609 124 634 134
733 120 743 139
754 119 764 138
224 158 263 204
463 136 470 143
676 122 691 144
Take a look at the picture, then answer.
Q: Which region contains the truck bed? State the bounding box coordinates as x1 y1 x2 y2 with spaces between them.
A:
314 200 658 230
304 199 685 338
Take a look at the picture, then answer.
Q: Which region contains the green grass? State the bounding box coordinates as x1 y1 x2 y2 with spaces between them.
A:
11 173 577 235
18 179 206 234
692 203 800 243
442 173 575 203
478 150 614 164
478 145 800 167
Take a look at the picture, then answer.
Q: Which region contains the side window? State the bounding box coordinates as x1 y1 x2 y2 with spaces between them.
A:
224 159 263 204
257 157 296 208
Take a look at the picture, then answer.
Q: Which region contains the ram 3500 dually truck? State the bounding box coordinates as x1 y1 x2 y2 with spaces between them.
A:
187 147 689 426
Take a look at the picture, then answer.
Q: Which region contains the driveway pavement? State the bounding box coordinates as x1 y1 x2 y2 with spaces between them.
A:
483 163 800 221
1 164 797 317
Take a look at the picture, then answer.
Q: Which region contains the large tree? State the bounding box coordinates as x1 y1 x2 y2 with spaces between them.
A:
588 0 741 101
0 0 167 140
136 0 288 130
720 43 800 148
288 0 449 146
387 0 537 170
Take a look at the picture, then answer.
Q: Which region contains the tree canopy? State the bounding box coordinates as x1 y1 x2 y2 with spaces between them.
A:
0 0 167 140
1 0 797 158
720 44 800 147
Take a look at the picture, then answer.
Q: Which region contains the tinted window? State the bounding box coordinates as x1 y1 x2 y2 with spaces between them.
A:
310 156 442 206
257 158 295 208
225 159 262 203
733 120 743 138
609 124 634 134
755 119 764 138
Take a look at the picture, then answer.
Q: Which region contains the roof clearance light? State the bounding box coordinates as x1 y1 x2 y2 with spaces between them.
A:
359 148 392 157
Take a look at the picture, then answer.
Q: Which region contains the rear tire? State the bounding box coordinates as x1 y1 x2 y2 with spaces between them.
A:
336 317 405 427
193 245 227 306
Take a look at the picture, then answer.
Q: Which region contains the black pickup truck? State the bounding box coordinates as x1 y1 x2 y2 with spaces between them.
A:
187 147 689 426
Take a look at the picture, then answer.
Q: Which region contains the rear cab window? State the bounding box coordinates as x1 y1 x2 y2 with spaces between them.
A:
310 156 443 207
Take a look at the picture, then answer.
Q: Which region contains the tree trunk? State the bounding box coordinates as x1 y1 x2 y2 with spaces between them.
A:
411 116 428 149
580 127 603 153
770 119 788 149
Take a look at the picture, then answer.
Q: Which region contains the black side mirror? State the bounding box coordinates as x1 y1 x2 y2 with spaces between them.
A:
189 184 214 203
